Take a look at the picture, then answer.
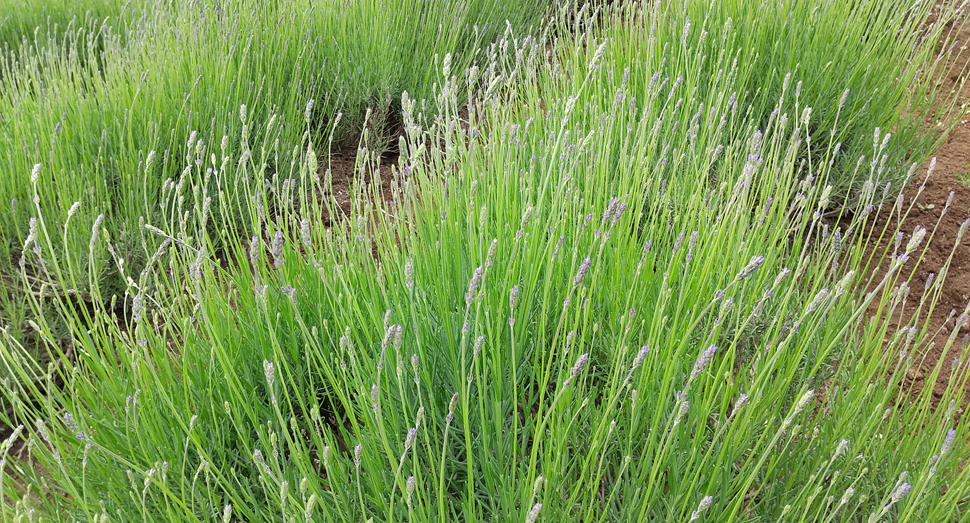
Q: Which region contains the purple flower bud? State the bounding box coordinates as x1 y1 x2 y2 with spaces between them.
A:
300 218 311 247
736 255 765 281
633 345 649 369
446 392 459 423
603 197 622 224
553 236 565 258
958 219 969 243
890 482 911 503
249 235 260 264
411 354 420 384
735 393 748 411
466 266 484 303
806 288 829 312
403 261 413 288
404 427 416 451
673 232 685 254
525 503 542 523
690 495 713 521
675 400 689 425
132 293 144 324
563 353 589 387
485 238 498 269
271 231 285 267
941 428 955 454
834 439 849 458
574 257 591 287
263 360 275 386
89 214 104 252
686 231 698 261
691 346 717 377
906 226 926 253
510 285 519 309
406 476 415 503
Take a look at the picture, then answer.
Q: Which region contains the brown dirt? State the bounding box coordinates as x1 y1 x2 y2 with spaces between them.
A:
867 4 970 408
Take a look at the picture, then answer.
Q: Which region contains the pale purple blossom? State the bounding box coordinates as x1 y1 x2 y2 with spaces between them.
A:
446 393 459 423
249 235 259 264
691 346 717 377
890 482 911 503
563 353 589 387
466 266 484 303
941 428 956 454
574 257 591 286
271 231 285 267
736 255 765 281
689 495 713 521
525 503 542 523
735 393 748 411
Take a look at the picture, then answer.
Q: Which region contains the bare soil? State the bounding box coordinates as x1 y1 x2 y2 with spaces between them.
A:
868 5 970 408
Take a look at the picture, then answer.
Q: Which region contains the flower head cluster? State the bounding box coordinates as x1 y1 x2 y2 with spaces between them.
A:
524 503 542 523
602 197 627 225
691 345 718 378
271 230 285 268
446 393 459 424
563 353 589 387
574 257 592 287
466 266 484 303
689 496 713 521
941 428 955 454
890 482 911 504
626 345 650 383
736 255 765 281
404 261 414 289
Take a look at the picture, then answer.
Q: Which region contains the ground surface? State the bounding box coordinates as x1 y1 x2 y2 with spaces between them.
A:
874 6 970 409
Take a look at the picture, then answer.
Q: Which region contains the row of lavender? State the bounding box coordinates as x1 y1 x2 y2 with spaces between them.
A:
2 0 970 521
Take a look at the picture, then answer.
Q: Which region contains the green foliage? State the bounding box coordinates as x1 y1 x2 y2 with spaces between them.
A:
1 1 969 522
0 0 552 364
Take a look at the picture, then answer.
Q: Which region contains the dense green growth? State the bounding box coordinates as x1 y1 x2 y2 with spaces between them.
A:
0 0 143 51
0 0 552 350
1 0 969 522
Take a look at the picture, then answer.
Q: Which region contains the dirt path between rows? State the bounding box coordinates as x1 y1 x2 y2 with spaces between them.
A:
873 4 970 409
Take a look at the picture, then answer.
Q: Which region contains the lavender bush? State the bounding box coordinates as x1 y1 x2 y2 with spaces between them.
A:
1 1 969 522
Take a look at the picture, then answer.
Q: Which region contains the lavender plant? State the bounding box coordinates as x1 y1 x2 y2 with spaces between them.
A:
2 5 968 521
0 0 554 374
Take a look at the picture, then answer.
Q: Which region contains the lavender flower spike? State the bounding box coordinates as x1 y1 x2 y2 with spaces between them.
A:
689 495 713 521
632 345 650 370
510 285 519 308
263 360 275 386
370 384 380 414
890 482 911 504
465 266 484 304
734 393 749 411
736 255 765 281
941 428 956 454
574 257 592 287
524 503 542 523
563 353 590 387
674 400 690 425
271 230 285 267
691 345 718 377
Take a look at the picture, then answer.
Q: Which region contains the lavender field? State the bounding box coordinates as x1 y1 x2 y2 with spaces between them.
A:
1 0 970 521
